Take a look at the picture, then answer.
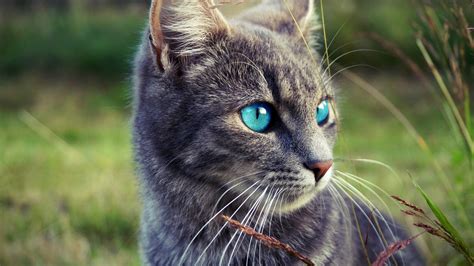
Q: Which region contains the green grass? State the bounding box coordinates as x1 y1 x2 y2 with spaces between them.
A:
0 76 139 265
0 9 145 79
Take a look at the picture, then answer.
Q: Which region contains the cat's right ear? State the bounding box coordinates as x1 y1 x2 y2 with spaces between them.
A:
148 0 231 72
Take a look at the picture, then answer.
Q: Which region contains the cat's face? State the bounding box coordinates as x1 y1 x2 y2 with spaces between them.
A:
135 0 337 213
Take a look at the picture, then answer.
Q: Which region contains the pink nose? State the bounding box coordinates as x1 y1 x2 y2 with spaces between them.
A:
305 160 333 182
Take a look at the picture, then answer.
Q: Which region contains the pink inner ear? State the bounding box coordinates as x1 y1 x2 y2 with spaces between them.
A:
149 0 164 63
148 33 164 72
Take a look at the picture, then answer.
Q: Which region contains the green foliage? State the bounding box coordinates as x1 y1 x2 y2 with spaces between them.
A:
0 9 145 79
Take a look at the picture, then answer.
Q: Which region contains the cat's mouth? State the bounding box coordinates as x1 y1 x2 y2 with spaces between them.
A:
228 166 333 214
275 166 333 213
215 165 333 215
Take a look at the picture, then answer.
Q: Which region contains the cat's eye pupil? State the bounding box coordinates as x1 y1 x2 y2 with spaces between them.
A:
316 100 330 125
240 103 272 133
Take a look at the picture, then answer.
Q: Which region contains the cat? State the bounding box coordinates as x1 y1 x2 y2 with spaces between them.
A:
132 0 425 265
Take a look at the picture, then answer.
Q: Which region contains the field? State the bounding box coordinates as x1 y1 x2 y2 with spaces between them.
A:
0 77 139 265
1 1 472 265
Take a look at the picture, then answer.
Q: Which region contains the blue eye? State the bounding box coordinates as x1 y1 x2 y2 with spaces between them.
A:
316 100 330 125
240 102 272 132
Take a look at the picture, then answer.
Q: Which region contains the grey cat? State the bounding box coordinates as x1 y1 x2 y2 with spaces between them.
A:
132 0 425 265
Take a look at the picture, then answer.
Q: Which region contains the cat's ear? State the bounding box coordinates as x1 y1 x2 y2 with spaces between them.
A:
241 0 318 39
149 0 231 71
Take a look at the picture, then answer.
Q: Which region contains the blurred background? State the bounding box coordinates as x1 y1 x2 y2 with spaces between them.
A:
1 0 472 265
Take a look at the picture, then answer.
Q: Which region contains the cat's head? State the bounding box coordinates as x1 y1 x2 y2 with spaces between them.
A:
134 0 337 213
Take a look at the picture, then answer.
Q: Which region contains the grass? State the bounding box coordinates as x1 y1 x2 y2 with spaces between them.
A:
0 76 139 265
406 2 473 263
0 8 145 79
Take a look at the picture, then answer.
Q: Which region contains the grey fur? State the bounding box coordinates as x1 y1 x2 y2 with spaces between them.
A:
132 0 425 265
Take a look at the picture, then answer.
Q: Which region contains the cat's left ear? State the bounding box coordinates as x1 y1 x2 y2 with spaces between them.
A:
149 0 231 72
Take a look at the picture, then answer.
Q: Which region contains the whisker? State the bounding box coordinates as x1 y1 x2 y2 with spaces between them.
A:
228 190 267 266
334 177 402 266
321 40 365 67
212 171 265 215
267 188 284 237
256 188 279 265
323 64 377 86
334 175 397 242
335 158 403 186
220 186 269 266
327 184 352 236
335 176 395 237
331 182 372 264
319 19 350 65
178 180 261 265
216 171 265 192
195 182 264 264
278 188 289 228
320 48 379 78
336 171 394 218
243 187 284 266
332 179 386 248
234 184 276 265
335 173 403 266
246 186 275 265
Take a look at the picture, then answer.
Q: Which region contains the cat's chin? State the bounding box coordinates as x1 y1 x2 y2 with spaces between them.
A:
277 168 333 214
277 189 318 213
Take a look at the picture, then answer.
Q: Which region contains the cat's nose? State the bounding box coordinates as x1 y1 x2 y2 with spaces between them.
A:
304 160 333 182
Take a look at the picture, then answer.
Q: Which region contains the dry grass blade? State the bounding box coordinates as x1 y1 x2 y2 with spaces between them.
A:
372 232 424 266
18 110 84 161
220 214 315 266
391 196 425 215
413 223 452 244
